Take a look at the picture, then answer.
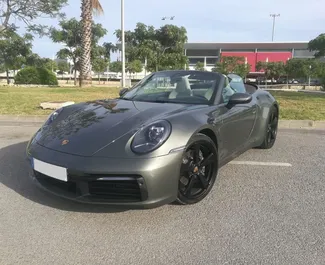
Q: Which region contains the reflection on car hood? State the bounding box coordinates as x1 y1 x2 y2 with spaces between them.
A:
35 99 192 156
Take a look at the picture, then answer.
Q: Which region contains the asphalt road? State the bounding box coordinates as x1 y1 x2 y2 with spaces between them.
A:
1 126 325 265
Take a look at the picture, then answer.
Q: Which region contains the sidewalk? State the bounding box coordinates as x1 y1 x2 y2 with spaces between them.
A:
0 115 325 130
0 115 48 127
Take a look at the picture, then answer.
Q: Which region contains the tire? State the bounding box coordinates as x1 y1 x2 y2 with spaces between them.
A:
176 133 219 205
258 105 279 149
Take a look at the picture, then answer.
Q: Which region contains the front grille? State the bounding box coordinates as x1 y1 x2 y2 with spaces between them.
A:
88 179 142 202
35 172 77 194
34 171 146 202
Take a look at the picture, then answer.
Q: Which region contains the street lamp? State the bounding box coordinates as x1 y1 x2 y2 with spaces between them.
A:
162 16 175 21
270 14 280 41
120 0 125 87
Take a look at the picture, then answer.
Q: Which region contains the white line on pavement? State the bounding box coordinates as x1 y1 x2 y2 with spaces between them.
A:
229 161 292 167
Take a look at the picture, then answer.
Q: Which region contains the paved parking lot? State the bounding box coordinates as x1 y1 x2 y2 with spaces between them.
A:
1 126 325 265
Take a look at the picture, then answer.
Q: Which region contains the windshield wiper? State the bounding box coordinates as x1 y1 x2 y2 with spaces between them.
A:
152 99 169 103
130 99 169 103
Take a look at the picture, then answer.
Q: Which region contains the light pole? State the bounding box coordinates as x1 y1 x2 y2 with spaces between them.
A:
156 46 171 72
270 14 280 41
121 0 126 88
308 65 311 89
52 54 55 72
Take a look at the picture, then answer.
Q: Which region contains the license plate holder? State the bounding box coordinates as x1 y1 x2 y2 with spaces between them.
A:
32 158 68 182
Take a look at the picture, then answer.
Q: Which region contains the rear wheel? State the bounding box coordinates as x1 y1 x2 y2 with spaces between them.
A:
258 105 278 149
176 133 218 205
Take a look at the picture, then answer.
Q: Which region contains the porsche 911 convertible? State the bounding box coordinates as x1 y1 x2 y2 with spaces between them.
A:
26 70 279 208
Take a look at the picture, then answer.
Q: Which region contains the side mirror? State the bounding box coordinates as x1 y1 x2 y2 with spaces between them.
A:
119 88 128 97
227 92 252 106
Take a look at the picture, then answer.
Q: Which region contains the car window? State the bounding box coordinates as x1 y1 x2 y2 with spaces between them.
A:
222 74 247 103
222 77 235 103
228 74 246 93
121 71 220 105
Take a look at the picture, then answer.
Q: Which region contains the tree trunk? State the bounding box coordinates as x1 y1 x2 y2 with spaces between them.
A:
80 0 93 87
1 2 11 33
6 69 9 84
74 70 77 86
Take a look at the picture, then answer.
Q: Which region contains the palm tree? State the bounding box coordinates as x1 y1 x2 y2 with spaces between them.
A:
80 0 103 87
103 42 118 60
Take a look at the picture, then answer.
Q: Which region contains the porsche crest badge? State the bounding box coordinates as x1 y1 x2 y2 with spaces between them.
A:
61 140 69 145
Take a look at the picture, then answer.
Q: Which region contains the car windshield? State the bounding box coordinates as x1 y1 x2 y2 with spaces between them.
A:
120 71 220 104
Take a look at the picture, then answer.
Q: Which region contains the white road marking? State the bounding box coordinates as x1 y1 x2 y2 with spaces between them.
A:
229 161 292 167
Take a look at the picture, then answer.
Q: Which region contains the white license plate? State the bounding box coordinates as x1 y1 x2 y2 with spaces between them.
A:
33 158 68 182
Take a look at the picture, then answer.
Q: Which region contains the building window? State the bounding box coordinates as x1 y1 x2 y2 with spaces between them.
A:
257 49 292 52
189 58 205 65
206 58 218 65
221 49 256 52
293 49 315 57
186 49 219 56
188 57 218 65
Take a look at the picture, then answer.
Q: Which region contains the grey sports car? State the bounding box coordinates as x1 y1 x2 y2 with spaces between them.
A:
26 70 279 208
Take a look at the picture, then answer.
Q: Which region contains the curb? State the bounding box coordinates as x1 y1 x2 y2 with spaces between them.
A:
278 120 325 129
0 116 325 130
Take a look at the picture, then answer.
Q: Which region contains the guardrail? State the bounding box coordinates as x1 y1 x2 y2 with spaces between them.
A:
258 84 323 91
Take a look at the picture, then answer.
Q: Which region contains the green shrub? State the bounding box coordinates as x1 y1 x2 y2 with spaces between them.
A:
14 67 38 84
14 67 58 85
37 67 58 85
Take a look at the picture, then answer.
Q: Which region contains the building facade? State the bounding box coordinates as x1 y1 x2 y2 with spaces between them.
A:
184 42 315 73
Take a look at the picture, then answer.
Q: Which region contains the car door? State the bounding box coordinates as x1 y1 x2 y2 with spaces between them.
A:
214 75 257 161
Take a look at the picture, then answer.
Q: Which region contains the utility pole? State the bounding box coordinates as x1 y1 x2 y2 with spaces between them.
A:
270 14 280 41
121 0 126 88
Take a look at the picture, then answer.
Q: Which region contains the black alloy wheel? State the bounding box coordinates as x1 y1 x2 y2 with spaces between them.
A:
259 106 278 149
177 133 218 205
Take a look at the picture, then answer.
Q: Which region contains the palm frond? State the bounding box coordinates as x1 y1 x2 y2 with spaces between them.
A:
91 0 104 15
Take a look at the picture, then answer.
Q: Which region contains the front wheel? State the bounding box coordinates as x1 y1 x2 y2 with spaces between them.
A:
176 133 219 205
258 105 279 149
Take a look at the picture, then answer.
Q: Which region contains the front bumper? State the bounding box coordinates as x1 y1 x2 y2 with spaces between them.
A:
27 142 183 209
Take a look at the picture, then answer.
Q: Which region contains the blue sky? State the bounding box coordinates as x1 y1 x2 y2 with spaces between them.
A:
15 0 325 59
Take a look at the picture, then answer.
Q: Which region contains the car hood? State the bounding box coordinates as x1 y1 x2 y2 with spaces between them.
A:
35 99 192 157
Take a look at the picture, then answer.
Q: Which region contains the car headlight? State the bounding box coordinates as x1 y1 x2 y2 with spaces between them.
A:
43 108 63 126
131 120 172 154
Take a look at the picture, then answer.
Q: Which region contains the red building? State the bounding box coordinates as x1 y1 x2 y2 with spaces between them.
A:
220 51 292 72
185 41 314 74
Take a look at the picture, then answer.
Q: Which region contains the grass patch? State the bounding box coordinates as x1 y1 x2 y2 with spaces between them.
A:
1 87 325 120
0 86 119 115
269 91 325 120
